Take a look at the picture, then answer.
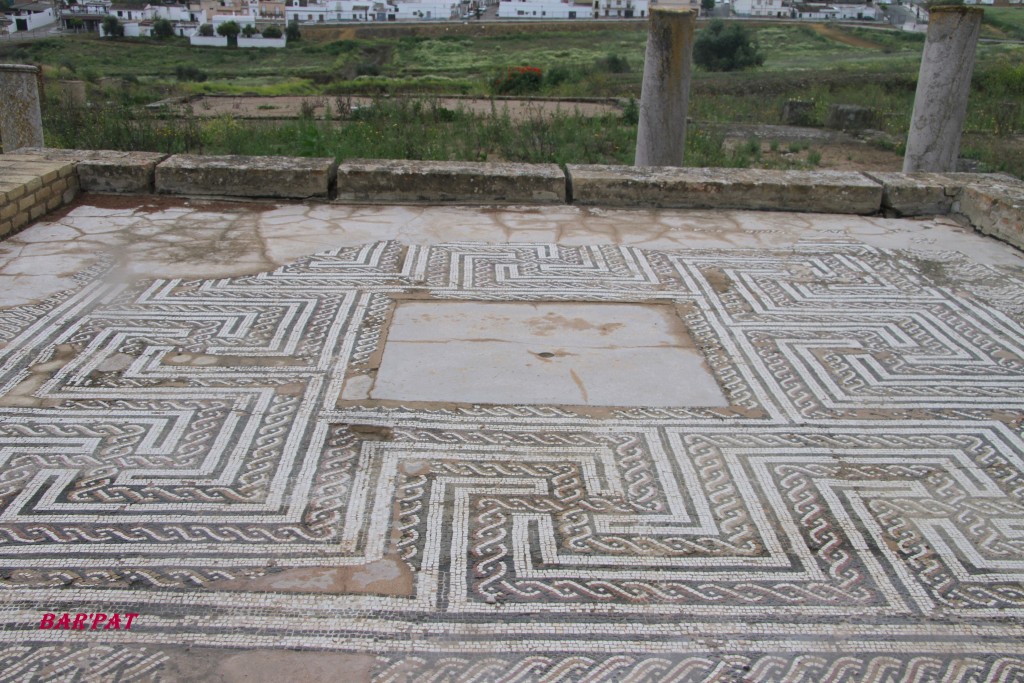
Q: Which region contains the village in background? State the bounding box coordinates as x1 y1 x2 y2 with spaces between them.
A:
4 0 1017 45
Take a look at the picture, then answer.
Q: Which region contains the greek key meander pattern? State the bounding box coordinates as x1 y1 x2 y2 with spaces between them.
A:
1 240 1023 681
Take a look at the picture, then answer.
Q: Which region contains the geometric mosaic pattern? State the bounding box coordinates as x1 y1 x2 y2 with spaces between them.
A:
1 239 1023 680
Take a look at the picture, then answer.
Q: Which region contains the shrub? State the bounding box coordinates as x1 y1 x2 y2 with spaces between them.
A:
621 97 639 124
241 24 258 38
544 64 578 88
217 21 240 42
595 53 630 74
286 19 301 42
151 18 174 39
491 66 543 95
262 25 283 38
197 23 214 37
693 20 765 72
175 65 208 82
102 15 124 38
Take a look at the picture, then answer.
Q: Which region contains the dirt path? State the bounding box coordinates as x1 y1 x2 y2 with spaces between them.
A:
808 23 884 49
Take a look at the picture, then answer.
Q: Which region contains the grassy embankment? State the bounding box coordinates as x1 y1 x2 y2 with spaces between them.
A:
1 18 1022 175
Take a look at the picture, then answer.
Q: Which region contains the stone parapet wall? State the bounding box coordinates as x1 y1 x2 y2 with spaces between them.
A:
0 154 79 239
336 159 566 204
567 165 884 214
4 149 1023 252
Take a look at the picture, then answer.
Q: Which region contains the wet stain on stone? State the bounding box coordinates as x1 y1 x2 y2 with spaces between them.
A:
163 353 307 368
349 424 394 441
156 648 376 683
207 556 414 597
705 270 733 294
0 343 77 408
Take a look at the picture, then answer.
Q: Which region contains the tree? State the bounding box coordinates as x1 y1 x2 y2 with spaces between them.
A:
151 18 174 39
216 20 240 46
197 23 214 37
241 23 258 38
285 18 300 42
693 20 765 72
261 25 283 38
102 15 124 38
701 0 715 11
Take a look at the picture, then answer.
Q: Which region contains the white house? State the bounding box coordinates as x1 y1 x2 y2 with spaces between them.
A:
384 0 461 20
285 0 329 22
731 0 784 17
2 0 57 33
651 0 699 13
833 2 877 19
498 0 595 18
789 2 837 18
596 0 648 17
61 0 111 31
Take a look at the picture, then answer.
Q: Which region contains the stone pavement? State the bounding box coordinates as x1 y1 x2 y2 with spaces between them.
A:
0 195 1023 681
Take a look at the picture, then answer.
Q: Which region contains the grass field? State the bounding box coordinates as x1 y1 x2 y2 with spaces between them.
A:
1 20 1022 176
981 7 1024 40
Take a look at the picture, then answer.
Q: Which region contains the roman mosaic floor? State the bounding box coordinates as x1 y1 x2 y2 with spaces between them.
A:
1 197 1023 682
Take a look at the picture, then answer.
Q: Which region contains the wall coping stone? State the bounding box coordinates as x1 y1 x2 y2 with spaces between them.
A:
336 159 566 204
864 171 1018 216
155 154 337 199
12 148 169 194
957 180 1024 252
567 165 883 215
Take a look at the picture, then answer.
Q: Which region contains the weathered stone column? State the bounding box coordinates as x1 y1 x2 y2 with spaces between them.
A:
903 6 983 173
635 8 696 167
0 64 44 153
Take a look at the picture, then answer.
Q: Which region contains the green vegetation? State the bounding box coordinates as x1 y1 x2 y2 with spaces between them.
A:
217 21 241 47
1 20 1021 176
693 20 765 72
982 7 1024 41
152 19 174 40
491 66 543 95
101 16 124 38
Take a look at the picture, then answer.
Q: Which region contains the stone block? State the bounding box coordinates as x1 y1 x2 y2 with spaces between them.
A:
865 172 958 216
958 179 1024 251
18 195 35 212
156 154 336 199
0 219 10 237
29 204 45 220
62 182 80 204
865 172 1019 216
335 160 566 204
0 201 16 220
45 195 62 212
826 104 877 131
567 166 883 214
75 151 168 193
0 183 25 201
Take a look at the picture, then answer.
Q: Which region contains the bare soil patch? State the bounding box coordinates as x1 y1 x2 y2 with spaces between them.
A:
808 22 884 49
